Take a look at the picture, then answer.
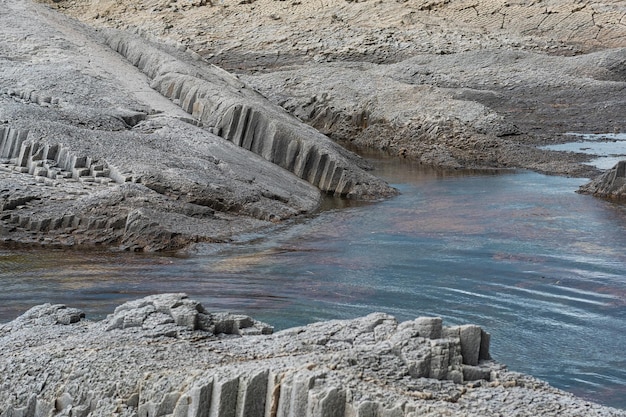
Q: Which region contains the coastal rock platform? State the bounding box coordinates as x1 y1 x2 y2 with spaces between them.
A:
1 293 624 417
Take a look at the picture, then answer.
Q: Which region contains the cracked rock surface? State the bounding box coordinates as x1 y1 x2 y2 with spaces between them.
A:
1 293 625 417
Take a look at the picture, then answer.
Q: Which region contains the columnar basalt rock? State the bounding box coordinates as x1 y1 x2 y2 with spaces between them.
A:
103 30 396 200
0 9 268 250
0 0 399 251
0 127 116 184
1 294 624 417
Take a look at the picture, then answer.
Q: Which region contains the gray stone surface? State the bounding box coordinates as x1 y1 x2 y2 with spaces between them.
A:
0 0 395 252
1 294 624 417
580 160 626 200
102 30 396 200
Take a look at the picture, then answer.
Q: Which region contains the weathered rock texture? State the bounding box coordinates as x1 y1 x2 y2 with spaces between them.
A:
1 294 624 417
0 0 394 251
240 47 626 176
580 160 626 199
42 0 626 179
103 31 395 199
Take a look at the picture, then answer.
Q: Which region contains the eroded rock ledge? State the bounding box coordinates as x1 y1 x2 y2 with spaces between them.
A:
1 294 624 417
102 30 396 200
0 0 395 252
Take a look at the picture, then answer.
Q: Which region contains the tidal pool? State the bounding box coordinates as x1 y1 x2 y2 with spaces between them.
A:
1 158 625 409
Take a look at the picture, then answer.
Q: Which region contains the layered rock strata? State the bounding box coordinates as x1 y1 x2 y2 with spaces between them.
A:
2 293 624 417
0 0 394 251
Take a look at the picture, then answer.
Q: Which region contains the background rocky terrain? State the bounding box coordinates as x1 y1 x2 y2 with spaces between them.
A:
43 0 626 176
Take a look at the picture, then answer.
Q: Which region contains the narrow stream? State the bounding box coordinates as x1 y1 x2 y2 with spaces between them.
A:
1 157 625 409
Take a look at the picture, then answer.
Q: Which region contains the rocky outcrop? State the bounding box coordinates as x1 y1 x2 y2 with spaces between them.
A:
103 30 396 199
0 0 395 251
102 293 273 336
1 294 624 417
579 160 626 199
0 126 116 184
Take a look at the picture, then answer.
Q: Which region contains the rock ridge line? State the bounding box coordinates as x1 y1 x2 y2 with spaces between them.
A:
103 29 397 200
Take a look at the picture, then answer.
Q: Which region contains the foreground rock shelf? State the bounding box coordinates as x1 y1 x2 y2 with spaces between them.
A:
1 294 624 417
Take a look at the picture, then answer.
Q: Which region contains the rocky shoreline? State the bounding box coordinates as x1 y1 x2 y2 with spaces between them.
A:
2 293 625 417
0 0 625 250
1 1 626 414
0 0 395 252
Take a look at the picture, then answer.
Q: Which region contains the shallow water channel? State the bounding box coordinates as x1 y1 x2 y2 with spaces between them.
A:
1 156 626 409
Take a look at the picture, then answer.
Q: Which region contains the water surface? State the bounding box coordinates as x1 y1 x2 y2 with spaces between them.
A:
541 133 626 169
1 159 625 409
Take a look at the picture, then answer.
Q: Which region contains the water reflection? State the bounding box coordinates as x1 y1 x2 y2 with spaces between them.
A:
1 161 626 409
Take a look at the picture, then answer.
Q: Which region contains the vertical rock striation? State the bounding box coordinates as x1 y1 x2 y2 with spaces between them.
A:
1 294 623 417
103 30 396 200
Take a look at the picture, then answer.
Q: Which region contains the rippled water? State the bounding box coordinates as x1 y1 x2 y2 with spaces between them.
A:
1 158 626 409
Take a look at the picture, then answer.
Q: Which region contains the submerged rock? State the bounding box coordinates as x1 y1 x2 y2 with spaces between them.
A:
1 294 624 417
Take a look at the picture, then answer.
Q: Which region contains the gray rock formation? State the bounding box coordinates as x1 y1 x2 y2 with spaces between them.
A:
0 0 395 251
47 0 626 178
103 30 396 200
579 160 626 199
1 294 624 417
